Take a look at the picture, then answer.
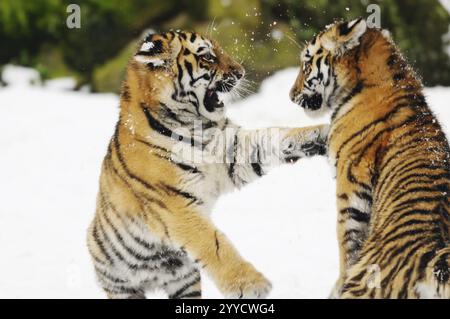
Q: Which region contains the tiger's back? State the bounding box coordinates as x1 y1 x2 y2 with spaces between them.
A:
330 43 450 297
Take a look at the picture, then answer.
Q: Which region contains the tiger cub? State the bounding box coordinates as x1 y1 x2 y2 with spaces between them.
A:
290 19 450 298
87 31 327 299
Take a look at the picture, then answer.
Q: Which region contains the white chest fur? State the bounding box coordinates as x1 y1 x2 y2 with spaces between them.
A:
179 163 234 215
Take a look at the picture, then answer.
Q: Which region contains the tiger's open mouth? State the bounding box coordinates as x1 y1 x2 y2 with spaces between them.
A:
204 76 240 113
204 89 224 112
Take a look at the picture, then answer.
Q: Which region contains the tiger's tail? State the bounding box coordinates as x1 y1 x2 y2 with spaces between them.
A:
423 247 450 298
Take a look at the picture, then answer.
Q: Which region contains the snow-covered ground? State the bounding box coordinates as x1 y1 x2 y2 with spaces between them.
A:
0 66 449 298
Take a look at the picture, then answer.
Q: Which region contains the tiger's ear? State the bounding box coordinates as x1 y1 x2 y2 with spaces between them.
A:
134 32 181 67
322 18 367 55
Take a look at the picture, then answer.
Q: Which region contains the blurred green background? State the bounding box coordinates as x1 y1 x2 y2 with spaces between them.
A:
1 0 449 92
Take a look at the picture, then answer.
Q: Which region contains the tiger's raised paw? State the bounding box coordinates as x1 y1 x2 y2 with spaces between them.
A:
222 263 272 299
282 125 328 163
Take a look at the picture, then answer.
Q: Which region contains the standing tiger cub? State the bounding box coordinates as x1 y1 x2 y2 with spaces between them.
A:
290 19 450 298
87 31 327 299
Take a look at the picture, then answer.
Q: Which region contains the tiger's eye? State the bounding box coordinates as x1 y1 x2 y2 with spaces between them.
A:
202 53 215 63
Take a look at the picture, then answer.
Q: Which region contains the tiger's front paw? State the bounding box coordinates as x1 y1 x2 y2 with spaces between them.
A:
222 263 272 299
282 125 328 163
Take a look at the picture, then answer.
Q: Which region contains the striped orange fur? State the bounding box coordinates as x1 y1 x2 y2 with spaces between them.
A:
87 30 327 299
290 19 450 298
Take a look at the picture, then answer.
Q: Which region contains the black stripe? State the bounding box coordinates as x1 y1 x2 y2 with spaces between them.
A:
104 286 145 296
335 102 413 164
177 61 185 93
97 216 126 263
332 81 365 122
179 32 187 41
100 207 158 262
112 128 160 194
251 146 263 176
347 113 425 189
338 193 349 200
354 191 372 205
341 207 370 223
380 209 434 231
187 91 199 108
92 222 114 265
342 229 364 245
380 219 432 242
95 267 127 284
183 60 210 86
97 207 164 271
160 103 188 125
100 191 156 251
175 162 200 174
390 184 448 206
177 291 201 299
391 173 450 197
251 163 263 177
381 237 437 286
394 195 447 211
378 135 433 175
349 106 433 182
347 286 368 297
135 137 169 154
382 231 437 263
142 105 201 147
215 231 220 258
136 50 156 56
399 266 414 298
170 276 201 299
160 183 202 206
185 61 194 81
338 18 362 36
376 160 433 203
228 134 238 180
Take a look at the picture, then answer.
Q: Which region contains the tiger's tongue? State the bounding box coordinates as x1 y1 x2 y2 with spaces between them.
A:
204 89 224 112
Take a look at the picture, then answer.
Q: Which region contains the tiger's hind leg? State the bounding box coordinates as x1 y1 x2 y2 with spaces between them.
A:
331 187 372 298
164 267 202 299
94 265 147 299
105 288 146 299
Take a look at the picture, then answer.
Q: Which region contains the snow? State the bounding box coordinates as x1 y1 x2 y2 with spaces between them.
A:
1 66 449 298
439 0 450 14
2 65 41 87
44 77 77 91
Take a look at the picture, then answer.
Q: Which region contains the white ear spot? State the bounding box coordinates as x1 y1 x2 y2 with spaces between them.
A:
347 19 360 29
342 19 367 52
381 29 392 41
134 55 164 66
353 19 367 38
151 59 165 67
141 41 155 52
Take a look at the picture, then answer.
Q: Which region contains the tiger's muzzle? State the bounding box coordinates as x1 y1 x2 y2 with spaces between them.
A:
301 93 323 111
290 88 323 111
204 70 244 112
